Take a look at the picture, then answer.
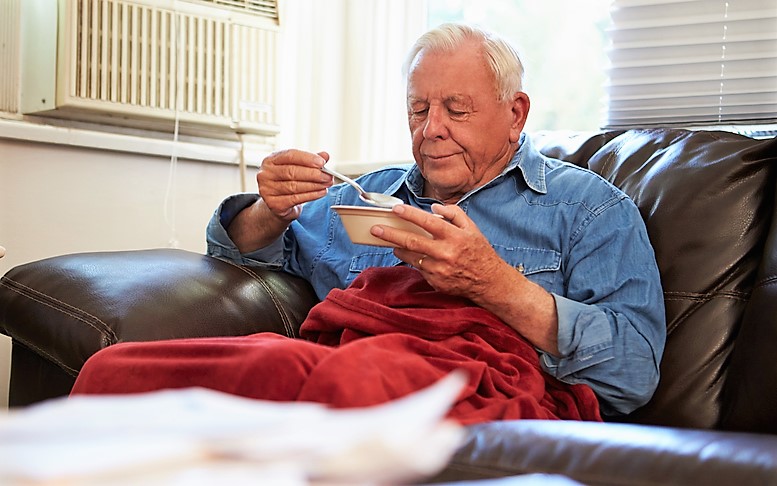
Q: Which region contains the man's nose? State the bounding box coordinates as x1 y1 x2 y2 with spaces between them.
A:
422 107 448 139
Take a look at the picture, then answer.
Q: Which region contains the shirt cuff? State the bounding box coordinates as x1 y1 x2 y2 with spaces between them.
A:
205 193 285 268
540 293 615 379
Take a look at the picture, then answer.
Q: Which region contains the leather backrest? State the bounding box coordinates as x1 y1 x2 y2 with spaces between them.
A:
533 129 777 429
722 183 777 433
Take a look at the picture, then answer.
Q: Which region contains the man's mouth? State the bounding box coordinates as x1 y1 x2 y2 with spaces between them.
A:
424 153 456 161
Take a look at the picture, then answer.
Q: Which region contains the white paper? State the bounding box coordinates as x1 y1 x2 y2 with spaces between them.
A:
0 370 467 485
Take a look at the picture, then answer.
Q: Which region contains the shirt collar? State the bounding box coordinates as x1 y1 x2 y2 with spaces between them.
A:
403 132 548 199
512 133 548 194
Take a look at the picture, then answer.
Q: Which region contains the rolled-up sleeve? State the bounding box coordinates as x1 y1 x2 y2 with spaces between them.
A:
538 197 666 417
205 193 285 268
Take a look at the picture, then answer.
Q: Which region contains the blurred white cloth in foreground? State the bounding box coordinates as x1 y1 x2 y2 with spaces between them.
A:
0 371 467 485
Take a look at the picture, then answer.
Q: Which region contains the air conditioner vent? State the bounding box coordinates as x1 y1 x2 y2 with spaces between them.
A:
188 0 279 20
16 0 280 139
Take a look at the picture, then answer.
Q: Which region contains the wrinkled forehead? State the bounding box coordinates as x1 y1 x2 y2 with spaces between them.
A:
408 38 487 74
406 42 499 98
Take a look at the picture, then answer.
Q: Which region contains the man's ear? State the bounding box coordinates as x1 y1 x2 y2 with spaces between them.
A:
509 92 530 143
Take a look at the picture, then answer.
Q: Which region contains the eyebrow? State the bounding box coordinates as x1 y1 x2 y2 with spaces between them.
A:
445 95 473 106
445 94 472 103
407 94 473 105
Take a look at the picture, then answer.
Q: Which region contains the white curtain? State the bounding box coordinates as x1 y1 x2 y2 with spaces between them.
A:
276 0 428 170
605 0 777 129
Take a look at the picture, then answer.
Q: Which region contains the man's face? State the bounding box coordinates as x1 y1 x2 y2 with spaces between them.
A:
406 41 528 203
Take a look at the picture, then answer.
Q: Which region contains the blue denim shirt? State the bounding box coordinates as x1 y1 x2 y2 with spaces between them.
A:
206 135 666 417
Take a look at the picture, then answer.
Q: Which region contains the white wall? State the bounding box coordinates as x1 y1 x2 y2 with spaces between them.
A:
0 135 251 407
0 0 426 409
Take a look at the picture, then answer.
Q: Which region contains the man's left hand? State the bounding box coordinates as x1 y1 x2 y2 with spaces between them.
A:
370 204 506 302
370 204 560 355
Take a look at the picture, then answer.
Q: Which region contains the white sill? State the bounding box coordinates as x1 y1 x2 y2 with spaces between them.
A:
0 115 272 166
0 115 416 175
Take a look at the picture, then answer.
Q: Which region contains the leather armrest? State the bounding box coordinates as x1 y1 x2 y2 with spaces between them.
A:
427 420 777 485
0 249 320 378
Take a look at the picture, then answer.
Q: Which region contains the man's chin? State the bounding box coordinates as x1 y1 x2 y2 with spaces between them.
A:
422 177 468 202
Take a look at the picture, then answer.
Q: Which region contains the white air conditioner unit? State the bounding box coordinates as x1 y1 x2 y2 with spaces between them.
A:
17 0 280 137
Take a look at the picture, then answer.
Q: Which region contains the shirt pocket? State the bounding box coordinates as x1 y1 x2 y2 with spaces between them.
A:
346 249 402 284
493 245 563 294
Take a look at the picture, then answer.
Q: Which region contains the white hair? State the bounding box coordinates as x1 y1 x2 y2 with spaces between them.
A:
403 23 525 102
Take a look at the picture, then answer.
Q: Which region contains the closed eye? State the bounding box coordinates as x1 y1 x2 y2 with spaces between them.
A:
448 108 470 119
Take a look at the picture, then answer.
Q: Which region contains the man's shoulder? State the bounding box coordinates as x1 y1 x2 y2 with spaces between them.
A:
541 157 631 213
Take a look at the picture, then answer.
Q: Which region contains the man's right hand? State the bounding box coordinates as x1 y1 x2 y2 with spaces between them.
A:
257 149 334 222
226 149 334 254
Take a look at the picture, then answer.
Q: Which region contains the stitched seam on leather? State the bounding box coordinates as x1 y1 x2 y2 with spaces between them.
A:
10 334 79 376
219 262 296 338
233 265 295 337
0 277 118 345
662 290 751 335
755 275 777 287
663 290 750 302
253 273 296 338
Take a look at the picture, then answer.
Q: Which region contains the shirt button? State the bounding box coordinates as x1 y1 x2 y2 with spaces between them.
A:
517 264 525 274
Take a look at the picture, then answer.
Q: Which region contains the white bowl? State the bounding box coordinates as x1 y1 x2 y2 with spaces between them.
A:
332 205 434 247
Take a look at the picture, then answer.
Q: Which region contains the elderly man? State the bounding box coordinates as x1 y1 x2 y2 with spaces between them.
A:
75 23 665 420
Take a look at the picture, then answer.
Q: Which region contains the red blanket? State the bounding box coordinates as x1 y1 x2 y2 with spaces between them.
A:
72 267 602 424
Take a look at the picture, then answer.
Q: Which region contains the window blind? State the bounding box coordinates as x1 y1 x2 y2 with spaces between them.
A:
605 0 777 129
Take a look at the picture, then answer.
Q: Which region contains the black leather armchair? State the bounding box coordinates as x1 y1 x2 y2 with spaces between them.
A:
2 128 777 484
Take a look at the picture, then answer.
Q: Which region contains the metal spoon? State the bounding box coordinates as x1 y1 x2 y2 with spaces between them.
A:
321 165 403 208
